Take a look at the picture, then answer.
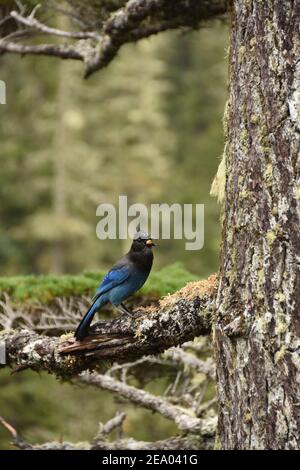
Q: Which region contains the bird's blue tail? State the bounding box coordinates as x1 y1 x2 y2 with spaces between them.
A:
74 296 106 341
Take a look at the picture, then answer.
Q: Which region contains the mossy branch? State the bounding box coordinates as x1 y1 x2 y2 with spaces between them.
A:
1 275 217 378
0 263 197 304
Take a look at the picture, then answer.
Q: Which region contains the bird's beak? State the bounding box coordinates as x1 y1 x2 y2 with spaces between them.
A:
146 239 156 247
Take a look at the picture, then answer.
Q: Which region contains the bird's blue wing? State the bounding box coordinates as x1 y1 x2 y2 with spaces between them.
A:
92 264 131 302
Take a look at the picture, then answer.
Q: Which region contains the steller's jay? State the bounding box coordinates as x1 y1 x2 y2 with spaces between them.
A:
74 229 156 341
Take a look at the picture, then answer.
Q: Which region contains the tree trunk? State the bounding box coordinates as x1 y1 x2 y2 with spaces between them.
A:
215 0 300 449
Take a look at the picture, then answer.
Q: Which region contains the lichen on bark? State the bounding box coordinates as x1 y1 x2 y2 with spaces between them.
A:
215 0 300 450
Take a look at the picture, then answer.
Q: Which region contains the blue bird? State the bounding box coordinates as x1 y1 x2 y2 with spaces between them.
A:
74 229 156 341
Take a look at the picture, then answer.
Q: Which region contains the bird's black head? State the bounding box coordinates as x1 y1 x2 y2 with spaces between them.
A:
131 229 156 253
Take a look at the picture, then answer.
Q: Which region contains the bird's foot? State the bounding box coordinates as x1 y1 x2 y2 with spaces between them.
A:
116 303 133 316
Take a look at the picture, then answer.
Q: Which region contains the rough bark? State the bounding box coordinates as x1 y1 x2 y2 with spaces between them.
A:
215 0 300 449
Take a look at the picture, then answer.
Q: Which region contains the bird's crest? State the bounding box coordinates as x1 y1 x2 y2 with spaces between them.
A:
134 223 150 240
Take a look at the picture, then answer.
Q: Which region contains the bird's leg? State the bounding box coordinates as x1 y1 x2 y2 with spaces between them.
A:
116 303 133 316
121 302 132 314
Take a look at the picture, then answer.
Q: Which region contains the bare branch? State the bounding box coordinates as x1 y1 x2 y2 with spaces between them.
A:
0 16 11 27
79 371 217 435
0 41 83 61
83 0 227 77
0 294 88 334
197 397 218 416
0 413 212 450
164 347 216 380
0 0 228 76
93 411 126 442
0 416 33 450
91 434 213 450
107 356 175 376
10 10 101 40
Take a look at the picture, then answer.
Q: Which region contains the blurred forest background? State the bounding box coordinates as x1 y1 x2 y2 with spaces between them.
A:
0 23 228 448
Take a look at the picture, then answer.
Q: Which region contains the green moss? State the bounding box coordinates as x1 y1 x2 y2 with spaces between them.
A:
240 129 248 141
275 319 288 335
214 431 222 450
141 263 198 297
262 146 272 155
0 273 99 304
275 292 285 303
239 190 249 199
263 163 273 189
266 230 276 245
275 346 286 364
0 263 197 304
256 267 265 300
238 46 246 63
250 114 260 125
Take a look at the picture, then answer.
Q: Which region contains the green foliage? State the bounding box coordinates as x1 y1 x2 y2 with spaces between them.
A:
0 263 197 304
142 262 198 296
0 20 227 449
0 24 227 278
160 26 228 275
